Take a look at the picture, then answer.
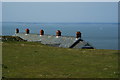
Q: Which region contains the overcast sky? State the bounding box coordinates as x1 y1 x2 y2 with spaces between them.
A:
2 2 118 23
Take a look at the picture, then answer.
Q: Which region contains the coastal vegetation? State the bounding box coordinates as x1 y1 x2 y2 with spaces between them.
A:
2 36 119 78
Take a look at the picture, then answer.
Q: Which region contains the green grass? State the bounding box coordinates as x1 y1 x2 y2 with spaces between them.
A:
2 41 119 78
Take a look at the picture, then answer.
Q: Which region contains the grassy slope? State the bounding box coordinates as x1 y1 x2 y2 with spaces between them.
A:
2 41 118 78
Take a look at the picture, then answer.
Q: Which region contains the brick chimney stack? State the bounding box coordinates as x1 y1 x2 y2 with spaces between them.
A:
40 29 44 36
56 30 61 38
25 28 30 34
15 28 19 33
76 31 81 38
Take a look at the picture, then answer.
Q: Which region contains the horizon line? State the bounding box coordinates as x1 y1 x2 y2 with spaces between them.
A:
1 0 119 2
1 21 119 24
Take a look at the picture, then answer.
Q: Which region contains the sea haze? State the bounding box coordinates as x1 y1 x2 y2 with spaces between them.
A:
2 22 118 50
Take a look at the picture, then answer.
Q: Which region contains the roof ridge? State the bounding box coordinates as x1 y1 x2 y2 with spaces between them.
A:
69 38 82 48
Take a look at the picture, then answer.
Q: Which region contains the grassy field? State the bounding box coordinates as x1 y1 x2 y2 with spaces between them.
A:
2 41 119 78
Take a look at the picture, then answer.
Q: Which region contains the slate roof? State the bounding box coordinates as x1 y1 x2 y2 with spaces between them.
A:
15 33 94 49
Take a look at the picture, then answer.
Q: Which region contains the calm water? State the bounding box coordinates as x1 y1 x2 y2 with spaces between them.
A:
2 22 118 50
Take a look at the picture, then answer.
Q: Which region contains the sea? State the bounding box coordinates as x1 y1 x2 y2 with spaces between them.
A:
1 22 119 50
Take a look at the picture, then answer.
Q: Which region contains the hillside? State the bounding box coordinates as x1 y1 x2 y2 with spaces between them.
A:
1 36 119 78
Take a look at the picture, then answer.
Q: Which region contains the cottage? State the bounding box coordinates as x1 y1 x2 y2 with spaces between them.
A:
15 29 94 49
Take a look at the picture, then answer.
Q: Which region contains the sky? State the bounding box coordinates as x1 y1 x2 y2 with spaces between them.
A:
0 2 2 22
0 2 2 35
2 2 118 23
1 0 120 2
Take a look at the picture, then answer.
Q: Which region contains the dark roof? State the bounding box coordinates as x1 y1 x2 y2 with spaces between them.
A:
15 33 94 49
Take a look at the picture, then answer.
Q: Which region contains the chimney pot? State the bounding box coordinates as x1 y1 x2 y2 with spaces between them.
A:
40 29 44 36
15 28 19 33
25 29 30 34
56 30 61 36
76 31 81 38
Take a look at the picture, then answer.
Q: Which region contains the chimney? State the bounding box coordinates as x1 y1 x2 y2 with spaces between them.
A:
40 29 44 36
15 28 19 33
76 31 81 38
56 30 61 38
25 28 30 34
